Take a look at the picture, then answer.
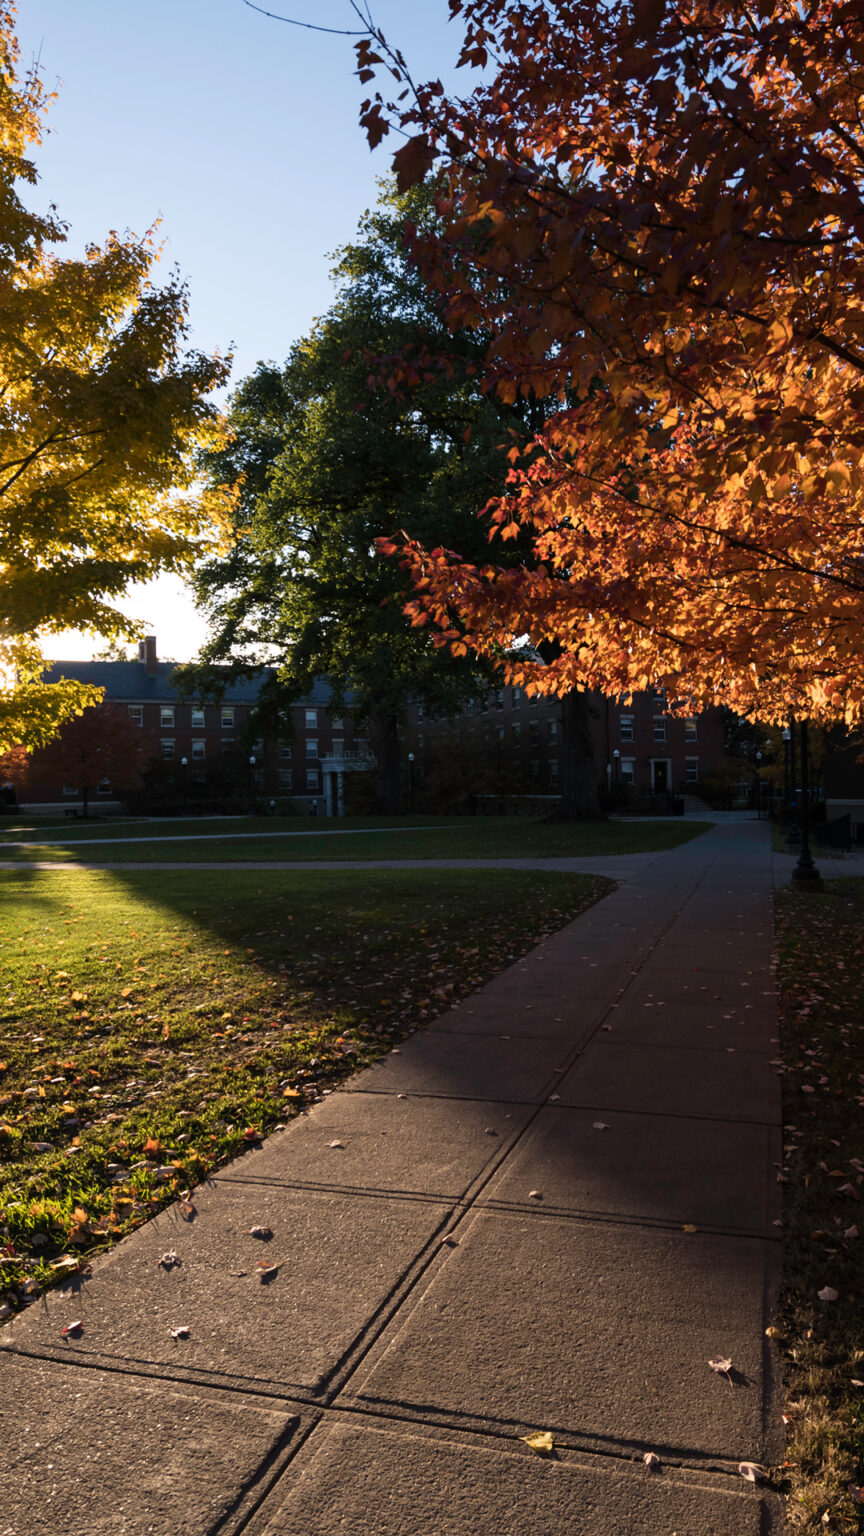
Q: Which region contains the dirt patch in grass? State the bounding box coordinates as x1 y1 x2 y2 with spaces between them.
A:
774 878 864 1531
0 865 611 1318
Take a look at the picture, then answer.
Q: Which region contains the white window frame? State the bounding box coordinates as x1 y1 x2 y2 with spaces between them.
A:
620 757 636 784
685 718 698 741
96 778 112 796
191 707 205 729
549 758 559 782
62 785 79 797
161 739 174 759
685 756 700 783
548 720 558 741
619 714 634 742
306 769 319 789
221 707 235 729
305 709 318 729
191 740 206 760
160 706 174 728
306 739 318 758
279 769 293 789
128 705 143 727
280 743 292 759
652 717 667 743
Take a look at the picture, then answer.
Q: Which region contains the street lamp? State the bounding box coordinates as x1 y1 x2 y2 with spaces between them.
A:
248 754 256 818
781 728 790 813
180 756 188 816
612 748 620 788
407 752 415 814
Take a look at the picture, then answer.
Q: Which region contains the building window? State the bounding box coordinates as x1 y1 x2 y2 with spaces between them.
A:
191 707 205 729
161 739 174 759
280 743 292 759
529 721 539 746
279 770 293 789
332 737 344 754
496 689 505 710
305 709 317 729
306 739 318 758
416 703 424 721
619 714 634 742
191 740 205 761
497 726 505 742
621 757 636 784
62 785 78 797
529 693 539 707
221 707 234 729
530 759 540 786
548 720 558 742
331 715 345 730
512 687 521 706
96 778 111 796
160 707 174 728
416 735 423 749
685 756 699 783
652 717 667 743
128 705 143 727
306 769 319 790
549 759 559 782
685 718 698 741
512 722 521 741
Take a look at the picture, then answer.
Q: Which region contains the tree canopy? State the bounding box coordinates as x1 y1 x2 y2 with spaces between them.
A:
359 0 864 726
0 2 229 750
193 188 523 809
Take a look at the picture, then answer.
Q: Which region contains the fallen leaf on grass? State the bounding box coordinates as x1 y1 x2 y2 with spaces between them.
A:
60 1320 83 1338
765 1326 783 1340
844 1225 859 1239
169 1325 190 1340
738 1462 767 1483
521 1431 555 1455
30 1141 53 1153
142 1136 161 1158
643 1452 661 1470
849 1485 864 1505
243 1127 263 1143
50 1255 87 1275
818 1286 839 1302
242 1226 273 1240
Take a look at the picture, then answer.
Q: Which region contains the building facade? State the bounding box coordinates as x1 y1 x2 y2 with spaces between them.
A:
405 685 726 809
21 637 363 815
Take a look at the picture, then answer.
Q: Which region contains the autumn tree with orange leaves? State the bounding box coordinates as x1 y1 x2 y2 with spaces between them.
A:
357 0 864 727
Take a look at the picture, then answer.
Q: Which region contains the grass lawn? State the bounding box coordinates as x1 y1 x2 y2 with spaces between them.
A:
774 878 864 1530
0 812 713 863
0 864 612 1317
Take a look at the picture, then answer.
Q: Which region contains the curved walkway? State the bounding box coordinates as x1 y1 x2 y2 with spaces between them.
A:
3 819 784 1533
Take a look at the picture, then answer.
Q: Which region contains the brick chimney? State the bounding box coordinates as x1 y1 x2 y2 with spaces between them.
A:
138 636 158 675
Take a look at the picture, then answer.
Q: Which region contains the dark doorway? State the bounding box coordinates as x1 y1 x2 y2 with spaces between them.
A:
653 760 668 794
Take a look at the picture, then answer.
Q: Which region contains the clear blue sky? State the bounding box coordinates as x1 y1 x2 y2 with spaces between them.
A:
16 0 465 660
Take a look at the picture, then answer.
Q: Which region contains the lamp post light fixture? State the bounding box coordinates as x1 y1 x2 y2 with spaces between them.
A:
407 752 415 814
180 756 188 813
248 754 256 819
612 747 620 787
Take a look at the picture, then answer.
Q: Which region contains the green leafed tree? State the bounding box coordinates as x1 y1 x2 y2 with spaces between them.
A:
191 186 541 813
0 3 230 751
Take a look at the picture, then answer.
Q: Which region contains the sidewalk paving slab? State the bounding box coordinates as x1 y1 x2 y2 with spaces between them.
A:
621 965 777 1012
212 1091 533 1198
605 999 777 1054
254 1419 779 1536
341 1031 571 1102
1 1181 451 1397
1 1352 308 1536
344 1210 781 1463
555 1038 779 1122
479 1105 780 1234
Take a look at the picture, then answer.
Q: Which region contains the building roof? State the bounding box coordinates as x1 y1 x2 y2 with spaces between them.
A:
41 659 341 709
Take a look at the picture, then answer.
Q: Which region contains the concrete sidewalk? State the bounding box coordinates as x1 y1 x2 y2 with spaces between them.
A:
1 821 784 1534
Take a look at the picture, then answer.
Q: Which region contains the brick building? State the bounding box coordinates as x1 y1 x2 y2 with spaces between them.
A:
21 637 366 816
405 685 726 809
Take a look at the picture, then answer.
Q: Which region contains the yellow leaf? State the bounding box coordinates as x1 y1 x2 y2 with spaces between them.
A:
522 1431 556 1455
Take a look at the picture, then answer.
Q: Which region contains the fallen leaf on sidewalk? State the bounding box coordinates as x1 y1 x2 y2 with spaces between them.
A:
682 1224 698 1233
169 1325 190 1340
738 1462 767 1483
522 1431 555 1455
643 1452 661 1470
709 1356 734 1381
178 1197 195 1221
592 1121 609 1130
243 1226 273 1240
255 1259 282 1280
159 1250 180 1269
329 1139 344 1149
60 1320 83 1338
528 1189 542 1200
818 1286 839 1301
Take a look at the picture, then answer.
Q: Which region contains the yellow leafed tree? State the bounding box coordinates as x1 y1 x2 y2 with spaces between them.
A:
0 2 231 750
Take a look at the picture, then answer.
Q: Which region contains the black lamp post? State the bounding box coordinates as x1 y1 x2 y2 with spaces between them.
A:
791 720 823 890
755 751 762 818
180 756 188 815
781 728 790 813
407 752 415 814
248 753 256 818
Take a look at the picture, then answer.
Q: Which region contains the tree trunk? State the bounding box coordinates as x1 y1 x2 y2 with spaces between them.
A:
369 706 402 814
556 688 601 819
81 784 90 819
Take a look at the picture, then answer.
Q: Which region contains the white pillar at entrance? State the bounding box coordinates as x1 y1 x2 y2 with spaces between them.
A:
337 771 345 818
324 772 334 817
